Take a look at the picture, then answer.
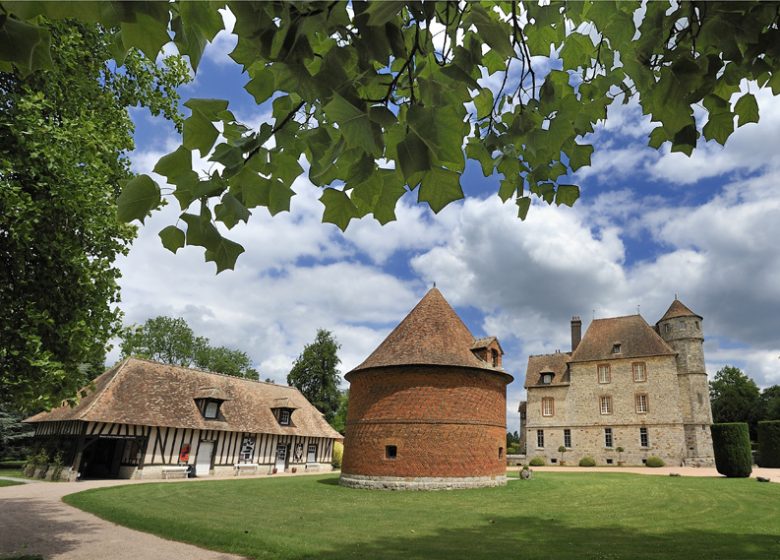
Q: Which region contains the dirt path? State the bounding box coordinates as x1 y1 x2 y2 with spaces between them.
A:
0 477 246 560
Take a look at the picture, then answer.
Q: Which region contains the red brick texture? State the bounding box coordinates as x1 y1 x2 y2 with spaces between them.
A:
342 365 509 478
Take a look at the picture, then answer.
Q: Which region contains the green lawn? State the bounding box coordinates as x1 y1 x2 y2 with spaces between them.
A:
64 473 780 560
0 479 23 487
0 468 25 479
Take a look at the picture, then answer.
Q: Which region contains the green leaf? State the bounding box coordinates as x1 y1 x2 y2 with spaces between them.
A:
172 1 223 71
474 88 495 118
321 188 360 231
419 167 464 213
0 17 53 75
568 143 594 172
181 210 220 248
205 236 245 273
555 185 580 207
470 5 514 58
153 146 192 180
734 93 759 127
516 197 532 220
245 66 275 104
117 175 161 223
559 33 594 71
121 11 170 60
671 124 697 156
158 226 186 254
215 193 250 229
183 98 229 155
396 131 432 181
702 111 734 145
365 1 404 26
648 126 668 150
323 94 380 155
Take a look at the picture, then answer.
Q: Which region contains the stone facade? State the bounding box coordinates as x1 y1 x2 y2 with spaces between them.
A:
523 300 715 467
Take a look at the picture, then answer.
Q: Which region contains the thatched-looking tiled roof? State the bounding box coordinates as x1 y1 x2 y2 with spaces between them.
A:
26 358 342 439
570 315 675 363
524 352 571 388
658 298 702 322
350 288 510 376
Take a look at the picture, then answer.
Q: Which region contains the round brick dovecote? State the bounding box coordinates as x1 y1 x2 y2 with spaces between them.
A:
340 288 513 490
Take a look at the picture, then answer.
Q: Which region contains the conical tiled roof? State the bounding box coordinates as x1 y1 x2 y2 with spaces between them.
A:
350 288 501 373
658 298 702 322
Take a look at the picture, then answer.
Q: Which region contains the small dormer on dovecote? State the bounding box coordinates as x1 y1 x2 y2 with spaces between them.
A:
471 336 504 368
271 397 298 426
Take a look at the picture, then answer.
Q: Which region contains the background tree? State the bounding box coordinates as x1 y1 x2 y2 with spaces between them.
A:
120 316 259 380
759 386 780 422
330 390 349 434
3 2 777 272
710 366 762 438
0 407 34 460
287 329 342 422
0 19 189 413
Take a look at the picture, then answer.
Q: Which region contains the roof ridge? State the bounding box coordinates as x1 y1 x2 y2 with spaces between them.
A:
79 358 131 420
126 356 286 389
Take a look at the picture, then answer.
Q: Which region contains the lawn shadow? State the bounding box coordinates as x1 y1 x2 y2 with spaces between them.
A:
286 512 780 560
0 497 96 558
315 476 341 486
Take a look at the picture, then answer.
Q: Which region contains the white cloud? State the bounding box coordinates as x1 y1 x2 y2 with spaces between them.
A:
202 8 238 67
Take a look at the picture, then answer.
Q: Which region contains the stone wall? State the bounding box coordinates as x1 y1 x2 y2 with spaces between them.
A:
339 473 507 490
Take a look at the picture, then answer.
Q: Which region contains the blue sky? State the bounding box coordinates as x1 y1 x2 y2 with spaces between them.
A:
115 12 780 431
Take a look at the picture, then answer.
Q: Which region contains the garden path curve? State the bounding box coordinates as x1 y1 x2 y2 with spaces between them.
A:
0 478 246 560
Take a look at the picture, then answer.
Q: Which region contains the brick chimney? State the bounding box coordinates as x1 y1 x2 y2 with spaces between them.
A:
571 316 582 352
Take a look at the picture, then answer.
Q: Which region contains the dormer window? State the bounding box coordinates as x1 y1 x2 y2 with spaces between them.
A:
541 373 553 385
612 343 622 354
491 349 499 367
196 398 223 420
279 409 291 425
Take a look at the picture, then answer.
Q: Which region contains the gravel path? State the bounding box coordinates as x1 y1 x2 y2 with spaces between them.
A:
0 477 245 560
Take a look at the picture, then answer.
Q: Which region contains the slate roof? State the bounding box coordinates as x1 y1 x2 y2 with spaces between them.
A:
350 288 510 377
26 358 342 439
569 315 675 363
524 352 571 388
658 298 702 322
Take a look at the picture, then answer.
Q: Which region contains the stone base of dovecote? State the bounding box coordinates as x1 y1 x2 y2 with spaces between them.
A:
338 473 507 491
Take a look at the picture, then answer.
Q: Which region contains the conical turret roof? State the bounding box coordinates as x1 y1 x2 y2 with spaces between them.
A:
350 288 501 373
658 298 702 322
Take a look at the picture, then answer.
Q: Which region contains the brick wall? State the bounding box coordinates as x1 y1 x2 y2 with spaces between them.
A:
342 365 508 478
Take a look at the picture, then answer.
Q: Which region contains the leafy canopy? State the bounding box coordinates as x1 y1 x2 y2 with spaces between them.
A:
709 365 762 437
120 316 259 380
2 1 779 272
287 329 342 423
0 19 189 413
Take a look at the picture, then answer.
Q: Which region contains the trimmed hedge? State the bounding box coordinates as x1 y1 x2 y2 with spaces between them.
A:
529 456 546 466
757 421 780 468
578 456 596 467
711 422 752 478
645 456 665 468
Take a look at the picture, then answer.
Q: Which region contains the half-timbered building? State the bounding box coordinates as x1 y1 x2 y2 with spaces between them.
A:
26 358 342 480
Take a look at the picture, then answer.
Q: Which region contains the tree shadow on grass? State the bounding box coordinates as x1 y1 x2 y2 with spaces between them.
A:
315 477 341 486
287 513 780 560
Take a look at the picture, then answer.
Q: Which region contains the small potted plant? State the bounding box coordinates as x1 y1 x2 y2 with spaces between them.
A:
558 445 567 466
616 446 625 466
291 467 297 473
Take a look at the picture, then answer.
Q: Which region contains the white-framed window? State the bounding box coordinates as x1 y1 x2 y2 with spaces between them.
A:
563 429 572 448
279 409 291 425
635 394 648 414
600 395 612 415
605 428 613 448
632 362 647 382
537 429 545 448
542 397 554 417
541 373 553 385
640 427 649 448
204 401 219 419
598 364 611 384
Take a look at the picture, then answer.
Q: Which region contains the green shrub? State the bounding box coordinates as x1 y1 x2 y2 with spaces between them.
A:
331 441 343 468
711 422 752 478
529 456 546 466
757 420 780 468
578 456 596 467
507 444 520 455
645 456 665 468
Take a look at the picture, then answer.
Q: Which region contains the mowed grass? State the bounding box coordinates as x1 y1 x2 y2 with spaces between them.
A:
0 479 23 487
64 473 780 560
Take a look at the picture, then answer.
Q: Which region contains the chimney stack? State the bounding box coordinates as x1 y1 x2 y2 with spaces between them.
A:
571 316 582 352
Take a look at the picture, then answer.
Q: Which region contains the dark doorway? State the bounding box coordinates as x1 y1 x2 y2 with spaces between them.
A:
81 438 126 479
